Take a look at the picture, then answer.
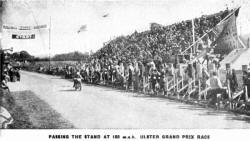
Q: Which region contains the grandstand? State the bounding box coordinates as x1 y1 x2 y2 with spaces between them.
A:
21 6 250 112
92 8 234 65
89 6 248 103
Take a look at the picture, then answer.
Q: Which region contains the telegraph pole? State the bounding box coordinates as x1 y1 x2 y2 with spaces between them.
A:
0 50 4 82
0 1 3 82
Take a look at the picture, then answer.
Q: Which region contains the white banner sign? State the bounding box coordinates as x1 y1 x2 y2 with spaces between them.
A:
2 24 47 30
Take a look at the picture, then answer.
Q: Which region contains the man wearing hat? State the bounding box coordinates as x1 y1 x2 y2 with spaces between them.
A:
242 65 250 101
206 71 227 105
127 62 134 90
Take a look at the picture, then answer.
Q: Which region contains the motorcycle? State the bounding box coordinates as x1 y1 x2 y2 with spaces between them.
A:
73 78 82 91
150 71 161 95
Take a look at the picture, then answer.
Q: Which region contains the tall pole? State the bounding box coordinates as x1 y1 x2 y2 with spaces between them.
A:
49 16 51 70
0 51 4 82
0 2 3 82
192 18 195 56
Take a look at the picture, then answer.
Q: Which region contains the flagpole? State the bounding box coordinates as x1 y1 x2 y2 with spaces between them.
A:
192 18 195 56
181 6 240 54
49 16 51 69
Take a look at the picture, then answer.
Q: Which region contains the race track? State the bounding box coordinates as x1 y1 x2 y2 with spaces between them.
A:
7 71 250 128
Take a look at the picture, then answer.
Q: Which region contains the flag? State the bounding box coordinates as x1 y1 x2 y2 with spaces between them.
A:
77 25 87 33
210 7 240 55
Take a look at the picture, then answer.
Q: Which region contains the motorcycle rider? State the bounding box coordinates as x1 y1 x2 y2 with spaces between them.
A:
73 70 82 89
151 67 160 94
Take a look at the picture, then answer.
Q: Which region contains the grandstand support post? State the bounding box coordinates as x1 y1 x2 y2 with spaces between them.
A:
173 72 176 91
204 86 207 101
132 80 134 92
166 78 169 96
100 72 102 81
192 75 195 89
175 73 179 99
198 79 201 100
181 75 184 88
227 81 232 109
190 47 193 59
245 86 248 102
192 18 195 54
176 77 179 92
142 76 145 94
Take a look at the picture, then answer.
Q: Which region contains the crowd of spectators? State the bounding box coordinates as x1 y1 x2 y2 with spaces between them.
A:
1 63 20 129
3 7 249 129
91 8 231 65
22 8 250 109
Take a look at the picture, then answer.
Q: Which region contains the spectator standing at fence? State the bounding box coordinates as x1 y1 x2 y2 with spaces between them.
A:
118 62 125 77
185 63 194 95
127 62 134 90
206 71 227 105
151 67 159 93
228 69 238 93
134 60 140 92
225 64 237 94
138 61 145 92
208 58 216 75
242 66 250 101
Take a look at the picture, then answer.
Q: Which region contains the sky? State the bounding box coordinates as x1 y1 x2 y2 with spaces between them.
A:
1 0 250 57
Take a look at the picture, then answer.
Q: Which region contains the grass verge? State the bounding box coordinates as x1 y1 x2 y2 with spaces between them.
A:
1 89 74 129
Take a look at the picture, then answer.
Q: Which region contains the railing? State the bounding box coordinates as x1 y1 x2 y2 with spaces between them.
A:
166 77 175 92
176 76 184 92
198 85 209 101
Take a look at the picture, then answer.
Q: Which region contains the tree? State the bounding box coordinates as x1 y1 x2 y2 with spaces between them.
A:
11 51 34 61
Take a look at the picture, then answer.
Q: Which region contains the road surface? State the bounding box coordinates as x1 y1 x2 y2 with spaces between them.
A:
8 71 250 128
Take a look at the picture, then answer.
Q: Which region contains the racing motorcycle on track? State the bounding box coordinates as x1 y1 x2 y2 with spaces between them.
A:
73 72 82 91
150 68 161 95
73 78 82 91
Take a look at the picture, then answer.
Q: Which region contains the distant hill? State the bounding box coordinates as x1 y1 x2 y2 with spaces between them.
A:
52 51 89 61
